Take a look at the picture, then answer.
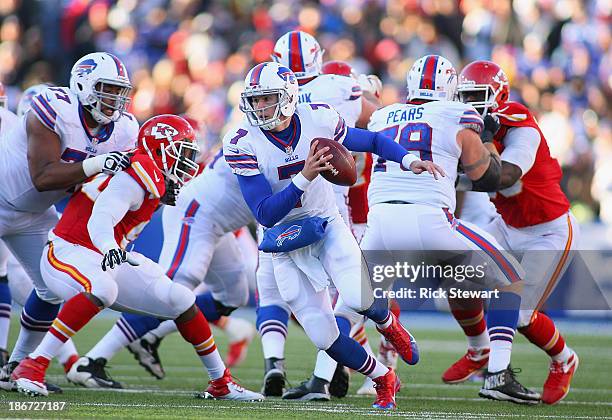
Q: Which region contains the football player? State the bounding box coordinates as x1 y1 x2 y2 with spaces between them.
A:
0 83 80 375
224 61 442 409
10 115 263 401
0 81 18 366
0 53 136 392
364 54 539 404
67 146 258 386
446 60 580 405
260 31 384 398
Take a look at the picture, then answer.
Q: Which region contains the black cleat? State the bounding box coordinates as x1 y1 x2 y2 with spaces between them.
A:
329 364 349 398
67 357 123 389
0 361 17 391
282 375 330 401
127 335 165 379
0 348 8 367
262 357 286 397
479 367 541 405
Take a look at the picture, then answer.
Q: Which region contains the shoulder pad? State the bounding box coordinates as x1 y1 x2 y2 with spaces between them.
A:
30 87 74 132
126 153 165 198
494 102 537 127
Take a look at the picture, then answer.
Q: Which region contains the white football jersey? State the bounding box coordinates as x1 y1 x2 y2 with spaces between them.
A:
179 149 255 233
0 107 18 138
297 74 362 127
367 100 482 212
297 74 363 210
223 103 346 225
0 86 138 213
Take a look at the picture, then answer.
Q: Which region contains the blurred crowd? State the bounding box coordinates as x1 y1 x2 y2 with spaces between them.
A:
0 0 610 222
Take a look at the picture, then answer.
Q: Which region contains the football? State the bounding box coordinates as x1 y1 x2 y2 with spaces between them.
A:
311 137 357 186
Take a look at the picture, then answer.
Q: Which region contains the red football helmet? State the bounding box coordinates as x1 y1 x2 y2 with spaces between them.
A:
458 60 509 116
0 82 7 109
322 60 356 78
137 114 200 186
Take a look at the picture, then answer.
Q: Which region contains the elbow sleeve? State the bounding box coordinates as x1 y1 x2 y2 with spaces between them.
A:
472 154 501 192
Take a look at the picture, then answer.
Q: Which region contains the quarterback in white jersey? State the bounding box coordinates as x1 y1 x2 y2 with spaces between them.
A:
0 53 137 386
272 30 380 225
224 62 442 410
362 55 538 404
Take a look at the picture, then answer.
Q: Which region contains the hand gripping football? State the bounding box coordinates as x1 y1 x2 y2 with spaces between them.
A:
311 138 357 186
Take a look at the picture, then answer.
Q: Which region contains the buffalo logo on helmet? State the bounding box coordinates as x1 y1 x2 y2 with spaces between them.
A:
151 123 179 140
276 225 302 247
277 66 296 84
75 59 98 75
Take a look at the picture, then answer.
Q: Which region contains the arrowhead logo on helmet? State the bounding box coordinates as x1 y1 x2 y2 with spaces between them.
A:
151 123 179 140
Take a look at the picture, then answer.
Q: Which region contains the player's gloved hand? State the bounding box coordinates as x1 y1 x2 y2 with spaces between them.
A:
409 159 446 180
82 152 132 177
160 179 180 206
481 114 500 143
357 74 383 98
101 248 127 271
101 247 142 271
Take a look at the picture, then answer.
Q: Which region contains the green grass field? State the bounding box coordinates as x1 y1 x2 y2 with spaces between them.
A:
1 314 611 419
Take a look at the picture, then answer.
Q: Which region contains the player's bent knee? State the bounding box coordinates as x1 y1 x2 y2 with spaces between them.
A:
91 281 119 308
299 311 339 350
34 287 63 305
169 282 197 316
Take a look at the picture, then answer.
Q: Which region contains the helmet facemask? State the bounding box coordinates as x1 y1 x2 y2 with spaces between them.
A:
457 83 498 116
240 89 291 131
152 139 200 186
88 79 132 125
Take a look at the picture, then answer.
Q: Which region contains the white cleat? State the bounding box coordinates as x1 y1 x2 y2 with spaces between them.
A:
16 378 48 397
197 368 264 401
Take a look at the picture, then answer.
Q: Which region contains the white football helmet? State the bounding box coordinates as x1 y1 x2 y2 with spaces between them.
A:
69 52 132 125
406 55 457 102
17 83 52 117
271 31 324 80
240 62 299 131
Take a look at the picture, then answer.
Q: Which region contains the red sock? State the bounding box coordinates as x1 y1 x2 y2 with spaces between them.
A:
390 299 401 319
176 309 217 356
49 293 101 343
449 298 486 337
518 311 565 357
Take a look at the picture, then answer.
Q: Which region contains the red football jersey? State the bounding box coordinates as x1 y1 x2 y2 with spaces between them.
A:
54 153 165 253
491 102 570 228
348 152 373 224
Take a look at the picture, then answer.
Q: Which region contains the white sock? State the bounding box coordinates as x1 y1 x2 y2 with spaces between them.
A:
87 324 131 361
377 312 393 330
149 320 177 340
368 361 390 379
313 350 337 382
261 331 286 359
488 340 512 373
9 327 48 363
201 348 226 380
56 339 78 365
0 315 9 350
467 331 490 350
30 332 64 361
552 344 572 363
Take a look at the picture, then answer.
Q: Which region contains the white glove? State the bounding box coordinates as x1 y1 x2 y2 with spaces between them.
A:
357 74 383 98
83 152 131 177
